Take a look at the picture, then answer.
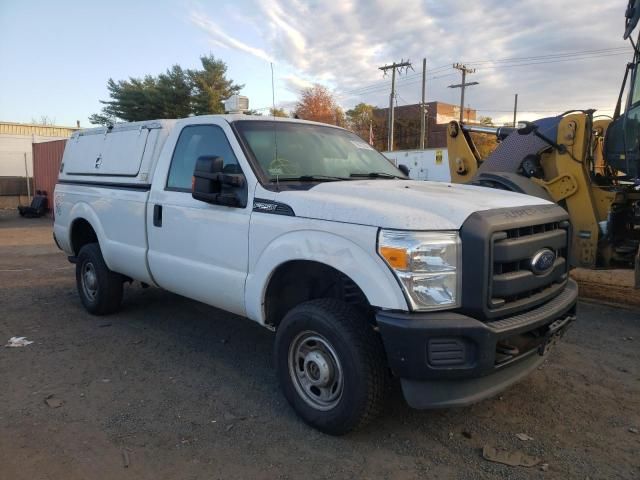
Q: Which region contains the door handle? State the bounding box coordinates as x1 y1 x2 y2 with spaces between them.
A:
153 204 162 227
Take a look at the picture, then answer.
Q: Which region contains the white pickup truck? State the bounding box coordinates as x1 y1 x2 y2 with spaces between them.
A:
54 115 577 435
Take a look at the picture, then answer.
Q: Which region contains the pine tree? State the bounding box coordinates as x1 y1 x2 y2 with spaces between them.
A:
89 55 242 125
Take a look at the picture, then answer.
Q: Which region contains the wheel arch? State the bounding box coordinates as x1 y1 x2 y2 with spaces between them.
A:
245 230 408 326
67 203 108 258
262 260 370 329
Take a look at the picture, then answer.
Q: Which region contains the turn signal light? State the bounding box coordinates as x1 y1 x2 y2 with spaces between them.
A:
379 246 409 270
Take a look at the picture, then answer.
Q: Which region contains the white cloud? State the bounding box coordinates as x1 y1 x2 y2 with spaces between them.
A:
189 0 631 118
189 11 275 63
282 74 314 93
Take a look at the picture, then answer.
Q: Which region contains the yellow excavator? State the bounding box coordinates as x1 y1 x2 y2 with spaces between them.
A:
446 1 640 287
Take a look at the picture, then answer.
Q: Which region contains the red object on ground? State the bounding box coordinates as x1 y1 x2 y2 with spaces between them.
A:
32 139 66 212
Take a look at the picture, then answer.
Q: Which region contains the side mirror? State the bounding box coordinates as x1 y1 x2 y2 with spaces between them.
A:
192 155 223 203
192 155 246 206
398 164 410 176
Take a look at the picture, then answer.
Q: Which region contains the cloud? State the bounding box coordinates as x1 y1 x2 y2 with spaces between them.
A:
189 0 631 118
282 74 314 93
189 11 274 63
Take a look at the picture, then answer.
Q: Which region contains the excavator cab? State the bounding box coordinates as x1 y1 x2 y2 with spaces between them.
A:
604 0 640 180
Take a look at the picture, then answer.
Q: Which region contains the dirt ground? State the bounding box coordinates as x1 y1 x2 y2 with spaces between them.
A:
571 268 640 309
1 210 639 480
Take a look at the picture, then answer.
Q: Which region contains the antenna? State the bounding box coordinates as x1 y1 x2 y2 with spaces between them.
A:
270 62 279 190
271 62 276 118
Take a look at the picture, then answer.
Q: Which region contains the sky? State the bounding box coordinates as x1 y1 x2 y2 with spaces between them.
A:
0 0 634 127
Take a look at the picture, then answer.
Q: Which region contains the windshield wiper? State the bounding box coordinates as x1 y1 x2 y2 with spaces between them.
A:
349 172 404 179
270 174 350 182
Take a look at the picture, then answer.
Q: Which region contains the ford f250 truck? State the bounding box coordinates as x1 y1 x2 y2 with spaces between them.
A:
53 115 577 435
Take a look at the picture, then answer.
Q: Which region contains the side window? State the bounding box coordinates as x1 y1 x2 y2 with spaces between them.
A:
632 68 640 107
167 125 240 191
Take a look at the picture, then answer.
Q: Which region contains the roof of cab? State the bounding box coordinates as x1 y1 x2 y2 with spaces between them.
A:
193 114 347 131
71 114 345 138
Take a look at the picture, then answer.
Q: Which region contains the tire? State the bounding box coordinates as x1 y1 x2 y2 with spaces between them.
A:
274 298 387 435
75 243 123 315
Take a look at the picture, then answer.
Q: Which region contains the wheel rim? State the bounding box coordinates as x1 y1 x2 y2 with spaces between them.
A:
81 262 98 301
288 331 343 411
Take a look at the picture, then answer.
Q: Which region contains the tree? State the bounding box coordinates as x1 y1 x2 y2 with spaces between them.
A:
346 103 374 140
269 107 288 117
478 116 493 126
31 115 56 126
469 132 498 159
89 55 242 125
189 55 242 116
293 85 344 126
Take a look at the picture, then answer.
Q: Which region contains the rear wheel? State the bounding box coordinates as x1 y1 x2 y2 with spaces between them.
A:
76 243 123 315
274 299 386 435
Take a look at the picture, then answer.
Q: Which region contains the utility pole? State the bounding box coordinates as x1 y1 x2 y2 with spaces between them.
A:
379 60 412 151
513 93 518 127
419 58 426 149
448 63 478 122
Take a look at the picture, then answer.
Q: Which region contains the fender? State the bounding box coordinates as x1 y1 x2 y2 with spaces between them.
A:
245 229 408 324
66 200 155 284
67 202 109 262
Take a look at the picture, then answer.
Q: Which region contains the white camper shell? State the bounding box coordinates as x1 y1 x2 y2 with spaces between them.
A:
60 120 176 185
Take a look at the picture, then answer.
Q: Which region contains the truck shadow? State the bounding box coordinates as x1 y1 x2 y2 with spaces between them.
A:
116 284 433 429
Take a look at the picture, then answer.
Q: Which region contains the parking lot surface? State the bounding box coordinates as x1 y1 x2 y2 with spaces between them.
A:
1 211 639 479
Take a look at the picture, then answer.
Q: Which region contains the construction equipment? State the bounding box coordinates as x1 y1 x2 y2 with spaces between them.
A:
446 1 640 287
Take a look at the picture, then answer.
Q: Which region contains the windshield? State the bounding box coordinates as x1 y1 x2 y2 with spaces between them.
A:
234 120 404 181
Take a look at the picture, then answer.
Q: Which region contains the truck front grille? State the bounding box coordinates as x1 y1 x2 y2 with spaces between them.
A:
459 204 571 321
489 221 569 311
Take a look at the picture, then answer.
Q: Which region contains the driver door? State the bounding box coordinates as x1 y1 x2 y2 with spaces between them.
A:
147 123 251 316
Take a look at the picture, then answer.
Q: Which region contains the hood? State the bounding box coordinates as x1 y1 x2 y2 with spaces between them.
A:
274 180 552 230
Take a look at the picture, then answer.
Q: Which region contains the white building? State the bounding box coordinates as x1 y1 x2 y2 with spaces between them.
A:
0 121 78 177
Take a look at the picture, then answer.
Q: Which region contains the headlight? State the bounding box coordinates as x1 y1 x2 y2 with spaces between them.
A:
378 230 461 311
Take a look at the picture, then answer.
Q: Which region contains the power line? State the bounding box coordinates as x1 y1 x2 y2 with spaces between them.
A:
474 51 629 71
378 60 412 151
473 106 613 112
337 71 456 99
449 64 478 122
337 47 630 99
463 46 629 66
336 52 626 104
339 65 452 96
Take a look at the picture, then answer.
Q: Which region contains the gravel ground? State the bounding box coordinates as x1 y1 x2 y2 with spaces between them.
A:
1 210 639 480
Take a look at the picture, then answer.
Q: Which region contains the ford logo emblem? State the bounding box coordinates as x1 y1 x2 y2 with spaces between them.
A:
530 248 556 275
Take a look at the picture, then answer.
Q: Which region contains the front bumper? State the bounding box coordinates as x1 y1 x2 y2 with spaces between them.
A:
376 279 578 408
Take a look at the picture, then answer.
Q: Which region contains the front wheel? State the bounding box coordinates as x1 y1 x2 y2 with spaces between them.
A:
76 243 123 315
274 299 387 435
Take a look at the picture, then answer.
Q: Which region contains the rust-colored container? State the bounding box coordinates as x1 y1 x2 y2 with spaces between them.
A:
32 139 66 199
